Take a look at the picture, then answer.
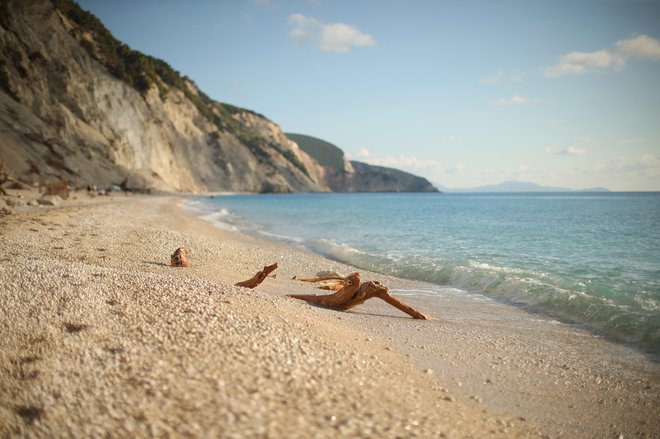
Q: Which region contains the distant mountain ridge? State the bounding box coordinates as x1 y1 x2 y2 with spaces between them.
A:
438 180 610 193
286 133 439 193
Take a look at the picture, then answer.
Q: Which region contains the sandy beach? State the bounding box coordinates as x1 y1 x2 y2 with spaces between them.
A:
1 192 658 438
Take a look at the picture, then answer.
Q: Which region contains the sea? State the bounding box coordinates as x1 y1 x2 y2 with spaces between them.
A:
187 192 660 357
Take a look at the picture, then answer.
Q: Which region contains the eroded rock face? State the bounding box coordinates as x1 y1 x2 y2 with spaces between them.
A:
0 0 327 193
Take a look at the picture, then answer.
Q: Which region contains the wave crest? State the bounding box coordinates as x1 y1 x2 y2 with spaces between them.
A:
312 238 660 354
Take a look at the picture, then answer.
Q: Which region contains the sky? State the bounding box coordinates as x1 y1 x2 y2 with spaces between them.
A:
76 0 660 191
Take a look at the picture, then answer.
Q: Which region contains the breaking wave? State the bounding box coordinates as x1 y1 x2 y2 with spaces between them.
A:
191 192 660 358
311 238 660 355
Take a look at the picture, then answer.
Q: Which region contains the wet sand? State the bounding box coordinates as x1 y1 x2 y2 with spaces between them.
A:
1 192 658 438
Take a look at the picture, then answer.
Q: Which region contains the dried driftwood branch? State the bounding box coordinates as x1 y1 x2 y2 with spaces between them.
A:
294 274 350 291
236 262 278 289
289 272 429 319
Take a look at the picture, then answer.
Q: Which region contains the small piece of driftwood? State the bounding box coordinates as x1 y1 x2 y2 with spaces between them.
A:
235 262 278 289
289 272 429 319
170 247 192 267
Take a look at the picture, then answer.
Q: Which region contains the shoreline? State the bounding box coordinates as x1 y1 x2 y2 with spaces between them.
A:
185 192 660 362
1 193 658 437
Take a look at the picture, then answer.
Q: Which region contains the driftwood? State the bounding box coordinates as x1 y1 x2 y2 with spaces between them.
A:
170 247 192 267
289 272 429 319
168 244 277 289
295 274 349 291
235 262 278 289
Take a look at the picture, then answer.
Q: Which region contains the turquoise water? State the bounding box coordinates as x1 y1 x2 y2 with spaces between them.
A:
191 192 660 356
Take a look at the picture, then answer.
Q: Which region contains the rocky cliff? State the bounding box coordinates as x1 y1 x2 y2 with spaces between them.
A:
0 0 325 193
286 133 438 193
343 161 439 193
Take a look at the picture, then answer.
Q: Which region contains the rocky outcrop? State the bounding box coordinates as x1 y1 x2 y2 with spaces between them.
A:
342 161 439 192
0 0 326 193
286 133 438 193
286 133 354 174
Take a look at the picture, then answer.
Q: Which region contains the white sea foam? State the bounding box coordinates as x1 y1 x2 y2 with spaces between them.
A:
198 211 239 232
258 230 304 244
195 192 660 356
179 198 206 213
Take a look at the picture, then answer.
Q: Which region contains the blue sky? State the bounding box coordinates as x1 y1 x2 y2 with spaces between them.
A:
77 0 660 191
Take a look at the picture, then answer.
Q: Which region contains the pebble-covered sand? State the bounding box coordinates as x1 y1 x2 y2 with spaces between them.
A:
1 191 658 438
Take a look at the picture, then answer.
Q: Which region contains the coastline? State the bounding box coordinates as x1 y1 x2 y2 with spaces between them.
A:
1 193 658 438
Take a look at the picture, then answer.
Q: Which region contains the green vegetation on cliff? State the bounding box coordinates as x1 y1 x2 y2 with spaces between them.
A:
286 133 347 171
50 1 254 130
51 0 308 177
52 0 175 95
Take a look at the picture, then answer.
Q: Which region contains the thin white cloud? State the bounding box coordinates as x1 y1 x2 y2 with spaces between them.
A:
450 153 659 191
364 154 437 169
613 153 659 173
545 34 660 77
251 0 277 6
480 71 522 85
446 164 465 174
348 150 444 180
558 146 587 156
545 146 587 156
616 35 660 59
617 137 644 145
578 153 659 177
288 14 375 53
441 135 463 143
576 137 592 143
350 147 370 159
491 95 530 106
